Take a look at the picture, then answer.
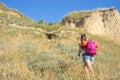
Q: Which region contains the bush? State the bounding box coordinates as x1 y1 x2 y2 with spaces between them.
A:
26 51 69 74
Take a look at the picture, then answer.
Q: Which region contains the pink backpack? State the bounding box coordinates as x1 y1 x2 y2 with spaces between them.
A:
85 40 97 55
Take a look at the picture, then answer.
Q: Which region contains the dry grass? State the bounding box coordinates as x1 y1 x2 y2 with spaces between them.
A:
0 27 120 80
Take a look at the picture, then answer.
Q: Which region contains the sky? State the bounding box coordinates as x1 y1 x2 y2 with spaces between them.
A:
0 0 120 23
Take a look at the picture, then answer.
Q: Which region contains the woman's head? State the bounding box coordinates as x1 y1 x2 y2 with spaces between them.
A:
81 34 87 40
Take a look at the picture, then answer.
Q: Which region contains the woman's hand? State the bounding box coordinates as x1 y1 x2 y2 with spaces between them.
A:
78 53 80 56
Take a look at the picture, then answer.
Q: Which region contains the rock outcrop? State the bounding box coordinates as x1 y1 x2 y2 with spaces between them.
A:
62 8 120 41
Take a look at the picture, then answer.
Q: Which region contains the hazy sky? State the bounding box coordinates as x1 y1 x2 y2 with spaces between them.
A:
1 0 120 23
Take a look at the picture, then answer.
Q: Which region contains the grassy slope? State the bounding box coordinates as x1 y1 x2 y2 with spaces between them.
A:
0 3 37 27
0 26 120 80
62 11 91 23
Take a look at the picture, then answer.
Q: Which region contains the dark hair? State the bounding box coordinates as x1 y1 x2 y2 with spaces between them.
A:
81 34 87 40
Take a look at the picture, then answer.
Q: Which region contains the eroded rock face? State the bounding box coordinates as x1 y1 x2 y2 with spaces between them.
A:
62 8 120 41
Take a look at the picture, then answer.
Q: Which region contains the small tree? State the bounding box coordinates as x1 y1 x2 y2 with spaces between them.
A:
38 19 45 24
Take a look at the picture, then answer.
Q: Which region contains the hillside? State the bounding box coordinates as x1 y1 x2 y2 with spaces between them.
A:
0 3 120 80
0 2 37 28
0 26 120 80
62 8 120 41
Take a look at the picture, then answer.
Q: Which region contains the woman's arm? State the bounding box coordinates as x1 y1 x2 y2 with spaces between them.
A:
78 43 81 56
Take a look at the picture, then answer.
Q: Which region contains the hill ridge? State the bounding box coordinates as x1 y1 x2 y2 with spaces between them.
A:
0 2 37 28
0 2 8 10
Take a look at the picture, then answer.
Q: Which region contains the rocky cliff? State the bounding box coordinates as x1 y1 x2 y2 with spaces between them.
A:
62 8 120 41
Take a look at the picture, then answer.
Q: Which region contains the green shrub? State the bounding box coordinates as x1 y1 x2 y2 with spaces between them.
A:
26 51 68 74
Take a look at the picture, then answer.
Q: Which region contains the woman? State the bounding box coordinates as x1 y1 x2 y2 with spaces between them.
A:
78 34 97 78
